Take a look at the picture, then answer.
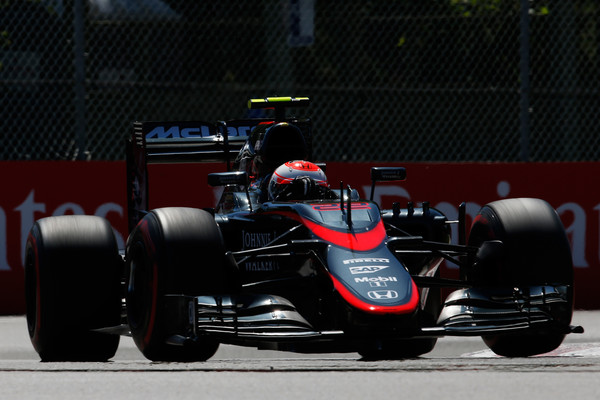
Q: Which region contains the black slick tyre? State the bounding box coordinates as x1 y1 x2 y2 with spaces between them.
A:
358 275 441 360
358 337 437 360
125 207 239 362
25 215 122 361
468 198 573 357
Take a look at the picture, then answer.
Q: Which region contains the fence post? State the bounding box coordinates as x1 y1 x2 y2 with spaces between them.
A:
551 2 577 160
73 0 87 160
519 0 531 162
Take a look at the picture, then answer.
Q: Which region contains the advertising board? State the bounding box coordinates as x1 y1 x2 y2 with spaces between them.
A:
0 161 596 314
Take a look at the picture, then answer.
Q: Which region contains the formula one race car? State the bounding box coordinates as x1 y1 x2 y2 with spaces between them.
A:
25 97 582 361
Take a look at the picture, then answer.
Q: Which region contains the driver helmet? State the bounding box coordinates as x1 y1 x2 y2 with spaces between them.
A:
268 160 328 200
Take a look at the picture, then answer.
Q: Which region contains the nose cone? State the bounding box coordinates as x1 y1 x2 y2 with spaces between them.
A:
326 245 420 315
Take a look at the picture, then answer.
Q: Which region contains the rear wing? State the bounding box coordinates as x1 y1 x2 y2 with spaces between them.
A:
126 96 312 231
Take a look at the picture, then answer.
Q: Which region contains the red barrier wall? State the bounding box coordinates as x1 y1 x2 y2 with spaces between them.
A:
1 161 597 314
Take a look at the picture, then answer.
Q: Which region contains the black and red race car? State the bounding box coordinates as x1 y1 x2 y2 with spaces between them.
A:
25 97 582 361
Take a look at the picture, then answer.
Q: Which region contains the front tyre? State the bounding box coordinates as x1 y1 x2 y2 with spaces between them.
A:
126 207 238 361
468 198 573 357
25 215 122 361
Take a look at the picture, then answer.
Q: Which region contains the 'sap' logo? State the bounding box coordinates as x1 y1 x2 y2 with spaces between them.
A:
349 265 389 275
367 290 399 300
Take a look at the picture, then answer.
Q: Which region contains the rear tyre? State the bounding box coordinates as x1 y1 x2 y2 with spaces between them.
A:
358 337 437 360
126 207 239 361
25 215 122 361
358 267 441 360
468 198 573 357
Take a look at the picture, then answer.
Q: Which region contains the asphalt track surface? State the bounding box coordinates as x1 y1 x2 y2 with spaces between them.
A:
1 312 599 399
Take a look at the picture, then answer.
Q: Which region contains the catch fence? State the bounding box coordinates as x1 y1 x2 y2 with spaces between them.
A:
1 1 598 162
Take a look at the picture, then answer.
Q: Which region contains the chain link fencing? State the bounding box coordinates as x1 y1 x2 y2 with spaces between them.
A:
1 0 598 162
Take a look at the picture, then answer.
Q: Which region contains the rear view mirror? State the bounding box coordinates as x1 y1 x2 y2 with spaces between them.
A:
208 171 248 187
370 167 407 182
369 167 407 201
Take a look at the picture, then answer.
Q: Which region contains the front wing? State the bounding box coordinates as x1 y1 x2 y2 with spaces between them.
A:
144 284 582 351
